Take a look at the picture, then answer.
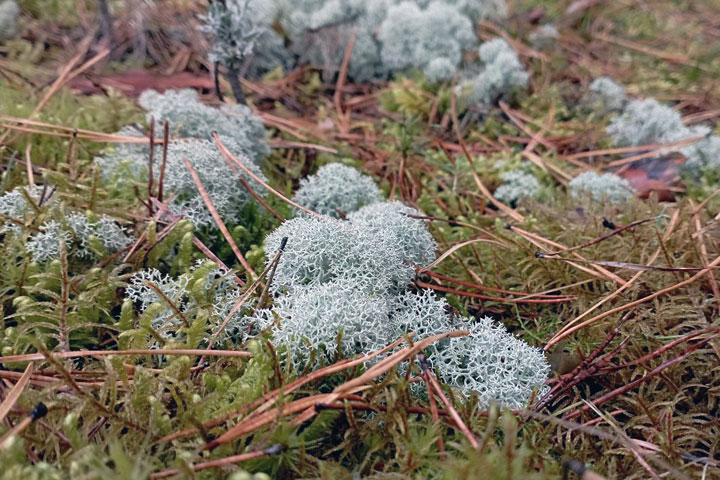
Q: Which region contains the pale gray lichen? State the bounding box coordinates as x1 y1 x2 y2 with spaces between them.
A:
271 280 394 370
528 24 558 49
493 170 540 206
264 0 495 83
347 201 437 266
379 1 475 82
26 221 71 262
0 0 19 42
432 316 550 409
64 212 132 259
161 139 268 227
606 98 720 177
200 0 292 79
264 215 413 296
390 289 455 346
291 163 383 218
97 136 268 228
0 188 34 234
200 0 264 73
569 171 635 203
588 77 627 112
25 213 131 262
424 57 456 83
137 88 269 162
460 38 529 106
126 262 250 343
606 98 695 148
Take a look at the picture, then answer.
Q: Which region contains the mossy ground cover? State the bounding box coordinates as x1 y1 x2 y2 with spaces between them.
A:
1 0 720 478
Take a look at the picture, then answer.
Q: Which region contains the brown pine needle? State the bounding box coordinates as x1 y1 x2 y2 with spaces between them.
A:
182 157 257 277
0 363 33 423
213 134 320 217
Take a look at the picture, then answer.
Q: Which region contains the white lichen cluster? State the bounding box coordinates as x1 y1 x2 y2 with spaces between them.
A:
528 24 558 49
459 38 529 106
433 316 550 406
137 89 269 162
0 0 19 42
606 98 720 175
227 0 507 83
493 170 540 206
378 2 475 82
291 163 383 218
588 77 627 112
96 89 271 228
257 169 549 409
200 0 292 80
199 0 264 73
126 262 249 343
161 139 268 227
569 171 635 203
347 201 437 266
0 187 45 234
26 213 132 262
264 215 415 296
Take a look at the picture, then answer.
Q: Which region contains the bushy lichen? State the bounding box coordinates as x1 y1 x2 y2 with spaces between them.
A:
0 186 50 234
137 88 269 162
347 201 437 266
270 280 394 370
606 98 720 179
569 171 635 203
588 76 627 112
0 0 19 42
25 220 71 262
528 24 558 49
25 213 132 262
97 137 267 228
493 170 540 206
264 180 548 408
264 215 414 296
460 38 529 106
200 0 264 73
126 262 250 344
432 316 550 409
291 163 383 218
379 1 475 82
250 0 497 83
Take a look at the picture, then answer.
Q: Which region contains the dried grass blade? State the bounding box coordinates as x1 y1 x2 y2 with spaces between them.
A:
0 363 33 423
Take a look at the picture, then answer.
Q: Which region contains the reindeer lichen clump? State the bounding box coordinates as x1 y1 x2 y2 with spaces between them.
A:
25 214 132 262
260 166 549 409
0 0 19 42
493 170 540 206
607 98 720 177
528 24 558 49
588 76 627 112
224 0 507 83
569 171 635 203
98 136 267 228
200 0 289 102
126 262 250 344
137 88 269 162
347 201 437 266
378 1 475 82
291 163 383 218
460 38 529 106
0 187 50 234
97 88 271 229
264 215 414 296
